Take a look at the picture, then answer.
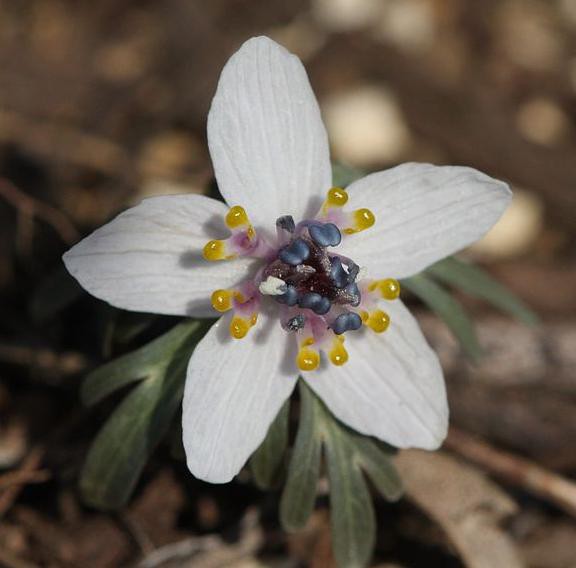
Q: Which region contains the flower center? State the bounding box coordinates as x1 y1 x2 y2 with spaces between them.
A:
202 187 400 372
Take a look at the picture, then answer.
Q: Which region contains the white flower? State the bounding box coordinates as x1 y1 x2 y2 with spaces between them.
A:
63 37 511 483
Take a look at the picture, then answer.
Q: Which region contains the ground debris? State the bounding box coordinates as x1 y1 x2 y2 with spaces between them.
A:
397 450 523 568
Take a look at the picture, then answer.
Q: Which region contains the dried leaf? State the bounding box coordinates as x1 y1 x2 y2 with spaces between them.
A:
396 450 522 568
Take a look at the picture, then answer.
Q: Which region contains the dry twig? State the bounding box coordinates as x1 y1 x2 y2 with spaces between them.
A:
137 508 262 568
0 178 79 253
0 447 45 520
446 427 576 518
0 110 131 178
0 343 87 376
0 547 37 568
397 450 522 568
0 469 50 491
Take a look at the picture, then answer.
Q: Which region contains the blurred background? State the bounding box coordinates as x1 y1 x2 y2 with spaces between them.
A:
1 0 576 566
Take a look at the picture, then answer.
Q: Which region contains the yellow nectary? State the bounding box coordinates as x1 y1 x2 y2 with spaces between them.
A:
369 278 401 300
329 336 348 366
230 314 257 339
225 205 250 229
344 208 375 234
297 346 320 371
325 186 348 209
211 289 233 312
203 240 231 261
366 310 390 333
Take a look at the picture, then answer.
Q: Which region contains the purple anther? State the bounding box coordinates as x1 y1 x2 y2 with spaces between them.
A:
299 292 323 310
276 285 299 306
309 222 342 247
329 256 348 288
279 238 310 266
332 311 363 335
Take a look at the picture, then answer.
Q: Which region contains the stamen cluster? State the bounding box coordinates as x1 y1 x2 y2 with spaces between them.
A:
203 187 401 372
263 218 362 334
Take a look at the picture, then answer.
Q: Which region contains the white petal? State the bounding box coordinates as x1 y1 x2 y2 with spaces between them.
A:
208 36 332 231
63 194 255 317
183 312 298 483
339 163 512 278
305 300 448 449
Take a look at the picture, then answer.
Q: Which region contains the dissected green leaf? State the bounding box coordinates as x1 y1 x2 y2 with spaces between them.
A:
346 432 403 502
281 383 403 567
109 312 160 346
280 382 322 531
402 274 482 361
80 321 209 510
428 256 538 325
322 405 376 568
251 399 290 490
82 320 207 406
81 373 165 509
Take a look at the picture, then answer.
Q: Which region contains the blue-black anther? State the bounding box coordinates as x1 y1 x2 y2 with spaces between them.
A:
276 285 298 306
276 215 296 233
347 262 360 283
314 296 332 315
332 313 349 335
299 293 331 315
347 312 363 330
309 224 330 247
332 312 363 335
279 238 310 266
344 282 361 306
324 223 342 246
329 257 348 288
309 223 342 247
299 292 322 310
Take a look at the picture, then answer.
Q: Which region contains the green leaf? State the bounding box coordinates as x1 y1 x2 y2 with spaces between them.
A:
82 320 208 406
250 399 290 490
280 382 322 531
80 372 165 509
80 321 209 510
323 406 376 568
428 256 538 325
281 384 403 566
109 312 160 346
402 274 482 361
347 432 403 502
